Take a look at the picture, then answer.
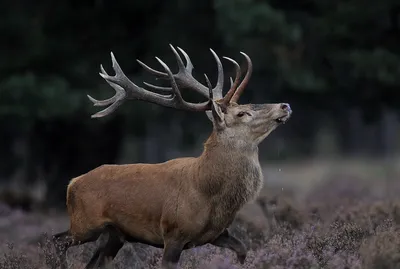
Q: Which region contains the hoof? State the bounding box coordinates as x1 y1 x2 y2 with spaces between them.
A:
237 253 246 264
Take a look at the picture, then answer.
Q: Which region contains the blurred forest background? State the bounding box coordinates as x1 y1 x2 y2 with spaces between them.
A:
1 0 400 209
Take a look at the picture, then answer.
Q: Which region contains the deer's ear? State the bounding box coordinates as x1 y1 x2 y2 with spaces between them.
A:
206 101 225 128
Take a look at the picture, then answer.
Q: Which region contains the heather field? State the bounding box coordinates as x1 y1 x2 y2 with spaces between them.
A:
1 159 400 269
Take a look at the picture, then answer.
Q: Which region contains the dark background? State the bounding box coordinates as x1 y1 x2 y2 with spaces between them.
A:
1 0 400 209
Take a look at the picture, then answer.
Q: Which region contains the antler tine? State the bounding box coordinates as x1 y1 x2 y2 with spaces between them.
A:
154 57 184 101
136 45 225 100
169 44 186 72
135 44 192 79
87 65 123 107
155 57 211 111
219 56 241 106
87 84 126 118
229 77 234 88
177 47 194 73
177 46 224 100
204 74 213 100
137 45 191 94
173 45 218 97
208 49 224 100
230 52 253 104
171 45 224 99
137 45 210 98
170 45 210 97
142 82 173 93
136 59 167 78
87 60 130 118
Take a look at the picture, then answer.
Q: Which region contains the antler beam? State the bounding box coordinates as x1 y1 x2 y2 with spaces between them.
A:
87 45 252 118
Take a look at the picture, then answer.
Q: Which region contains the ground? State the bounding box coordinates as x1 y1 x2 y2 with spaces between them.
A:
1 158 400 269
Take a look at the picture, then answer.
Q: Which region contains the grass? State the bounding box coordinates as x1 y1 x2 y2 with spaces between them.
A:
1 161 400 268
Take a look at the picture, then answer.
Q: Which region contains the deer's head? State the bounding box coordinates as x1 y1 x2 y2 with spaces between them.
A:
207 101 291 146
198 51 292 146
87 45 292 146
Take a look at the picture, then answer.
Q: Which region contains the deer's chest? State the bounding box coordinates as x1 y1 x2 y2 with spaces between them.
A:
226 161 262 206
210 160 263 225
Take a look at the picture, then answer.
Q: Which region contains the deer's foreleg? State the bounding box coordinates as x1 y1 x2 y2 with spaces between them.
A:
210 229 247 264
161 239 185 269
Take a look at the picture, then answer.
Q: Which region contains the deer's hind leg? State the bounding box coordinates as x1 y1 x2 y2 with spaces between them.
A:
63 221 120 269
84 225 124 269
210 229 247 264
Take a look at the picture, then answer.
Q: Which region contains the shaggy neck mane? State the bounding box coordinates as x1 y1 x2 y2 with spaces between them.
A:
194 130 263 205
201 131 258 156
196 131 260 183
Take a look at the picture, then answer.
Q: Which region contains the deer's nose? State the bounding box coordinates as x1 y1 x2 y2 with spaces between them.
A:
280 103 291 112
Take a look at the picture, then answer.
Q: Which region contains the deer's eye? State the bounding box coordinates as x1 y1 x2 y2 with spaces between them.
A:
237 112 246 117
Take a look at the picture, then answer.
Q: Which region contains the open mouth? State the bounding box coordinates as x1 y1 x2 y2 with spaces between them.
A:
275 114 291 124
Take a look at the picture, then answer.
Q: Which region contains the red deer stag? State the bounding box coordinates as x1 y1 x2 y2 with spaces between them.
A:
52 44 292 269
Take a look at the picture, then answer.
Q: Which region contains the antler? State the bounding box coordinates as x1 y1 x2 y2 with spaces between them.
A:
230 52 253 104
219 56 241 107
137 44 225 99
87 46 253 118
87 52 213 118
218 52 253 106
